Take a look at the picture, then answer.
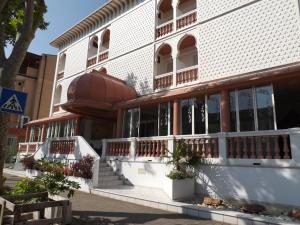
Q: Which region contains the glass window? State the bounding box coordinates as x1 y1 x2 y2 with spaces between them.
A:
131 108 140 137
181 99 193 135
159 103 168 136
170 103 173 135
229 91 237 132
207 94 221 133
255 86 274 130
238 89 255 131
194 97 206 134
140 106 158 137
123 110 131 138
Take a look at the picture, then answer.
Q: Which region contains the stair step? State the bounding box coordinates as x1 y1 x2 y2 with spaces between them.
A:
99 163 110 168
99 170 115 176
99 166 113 172
99 176 120 182
97 180 123 188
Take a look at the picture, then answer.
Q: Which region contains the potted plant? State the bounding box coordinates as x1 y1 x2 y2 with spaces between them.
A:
162 139 197 200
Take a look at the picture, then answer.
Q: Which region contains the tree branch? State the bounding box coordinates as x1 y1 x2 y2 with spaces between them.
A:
2 0 35 87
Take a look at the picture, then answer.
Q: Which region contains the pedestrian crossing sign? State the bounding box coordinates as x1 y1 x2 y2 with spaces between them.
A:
0 87 27 115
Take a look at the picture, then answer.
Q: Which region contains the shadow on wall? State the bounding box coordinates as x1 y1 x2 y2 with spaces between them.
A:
124 72 151 95
194 160 300 206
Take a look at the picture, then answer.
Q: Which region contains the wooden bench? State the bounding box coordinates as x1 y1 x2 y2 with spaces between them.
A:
0 192 70 225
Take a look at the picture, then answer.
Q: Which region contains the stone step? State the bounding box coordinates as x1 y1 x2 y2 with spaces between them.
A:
98 171 115 177
99 175 120 182
99 166 113 172
97 180 123 188
99 162 110 168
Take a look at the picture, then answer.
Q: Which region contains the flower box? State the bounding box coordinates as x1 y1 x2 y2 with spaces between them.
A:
163 177 195 200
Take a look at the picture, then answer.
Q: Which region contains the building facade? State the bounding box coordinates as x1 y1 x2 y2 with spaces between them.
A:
20 0 300 207
7 52 56 151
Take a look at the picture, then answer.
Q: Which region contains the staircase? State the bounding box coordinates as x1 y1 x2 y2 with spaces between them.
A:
97 161 124 188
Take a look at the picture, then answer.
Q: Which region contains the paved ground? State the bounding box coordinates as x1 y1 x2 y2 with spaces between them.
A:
4 173 227 225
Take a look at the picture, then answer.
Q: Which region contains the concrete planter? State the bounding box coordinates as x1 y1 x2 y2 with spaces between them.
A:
68 176 92 193
45 194 72 224
25 169 41 178
163 177 195 200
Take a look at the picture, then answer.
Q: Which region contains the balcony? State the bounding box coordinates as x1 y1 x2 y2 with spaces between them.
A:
103 128 299 165
19 142 43 155
156 21 173 39
98 50 109 62
86 55 97 68
176 65 198 85
176 9 197 30
154 72 173 90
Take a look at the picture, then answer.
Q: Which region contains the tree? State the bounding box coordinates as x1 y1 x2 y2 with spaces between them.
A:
0 0 48 190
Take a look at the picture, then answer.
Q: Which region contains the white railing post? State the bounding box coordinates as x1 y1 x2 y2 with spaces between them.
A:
130 138 136 159
288 128 300 162
218 132 227 162
102 139 107 159
92 158 100 187
168 136 175 155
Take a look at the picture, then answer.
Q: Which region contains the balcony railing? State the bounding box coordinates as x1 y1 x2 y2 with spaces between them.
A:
86 55 97 68
98 50 109 62
176 10 197 30
154 72 173 90
50 139 75 155
176 65 198 85
156 21 173 39
18 142 43 154
103 129 300 166
57 71 64 80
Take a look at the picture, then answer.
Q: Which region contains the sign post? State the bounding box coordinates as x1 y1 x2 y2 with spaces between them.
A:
0 87 27 115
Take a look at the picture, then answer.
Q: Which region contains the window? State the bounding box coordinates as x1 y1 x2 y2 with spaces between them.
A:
194 96 206 134
159 103 173 136
230 85 276 132
140 106 158 137
180 94 221 135
181 99 193 135
207 94 221 133
123 108 140 138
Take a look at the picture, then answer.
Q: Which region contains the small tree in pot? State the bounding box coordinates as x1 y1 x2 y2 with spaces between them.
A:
162 139 198 200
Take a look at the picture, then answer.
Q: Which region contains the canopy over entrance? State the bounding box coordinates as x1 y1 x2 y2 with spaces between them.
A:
62 70 137 118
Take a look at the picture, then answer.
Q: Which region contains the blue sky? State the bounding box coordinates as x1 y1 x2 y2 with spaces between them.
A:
6 0 107 56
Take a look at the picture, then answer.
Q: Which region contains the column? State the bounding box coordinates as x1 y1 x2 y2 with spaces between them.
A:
25 125 30 142
172 0 178 31
172 51 177 87
75 117 81 136
116 109 124 138
221 90 231 132
173 99 180 135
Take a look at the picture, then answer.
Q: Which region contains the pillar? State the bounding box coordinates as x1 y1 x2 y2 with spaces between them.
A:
25 125 30 142
221 90 231 132
116 109 124 138
173 99 180 135
75 117 81 136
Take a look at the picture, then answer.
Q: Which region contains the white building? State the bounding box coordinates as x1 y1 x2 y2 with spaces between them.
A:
20 0 300 207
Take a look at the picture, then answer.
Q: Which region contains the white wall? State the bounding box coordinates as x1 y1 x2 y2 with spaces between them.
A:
64 38 89 78
107 45 155 95
198 0 300 82
109 0 155 59
195 165 300 207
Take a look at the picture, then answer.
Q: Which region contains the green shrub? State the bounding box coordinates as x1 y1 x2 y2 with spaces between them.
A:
11 178 45 195
167 170 193 180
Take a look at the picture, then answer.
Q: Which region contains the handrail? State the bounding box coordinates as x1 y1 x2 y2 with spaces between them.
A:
176 9 197 20
155 71 173 79
156 20 173 29
176 65 198 74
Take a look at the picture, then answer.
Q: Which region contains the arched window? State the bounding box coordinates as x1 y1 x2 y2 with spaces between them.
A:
176 35 198 84
99 29 110 62
87 36 99 67
177 0 196 17
57 53 66 74
157 0 173 26
156 44 173 76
